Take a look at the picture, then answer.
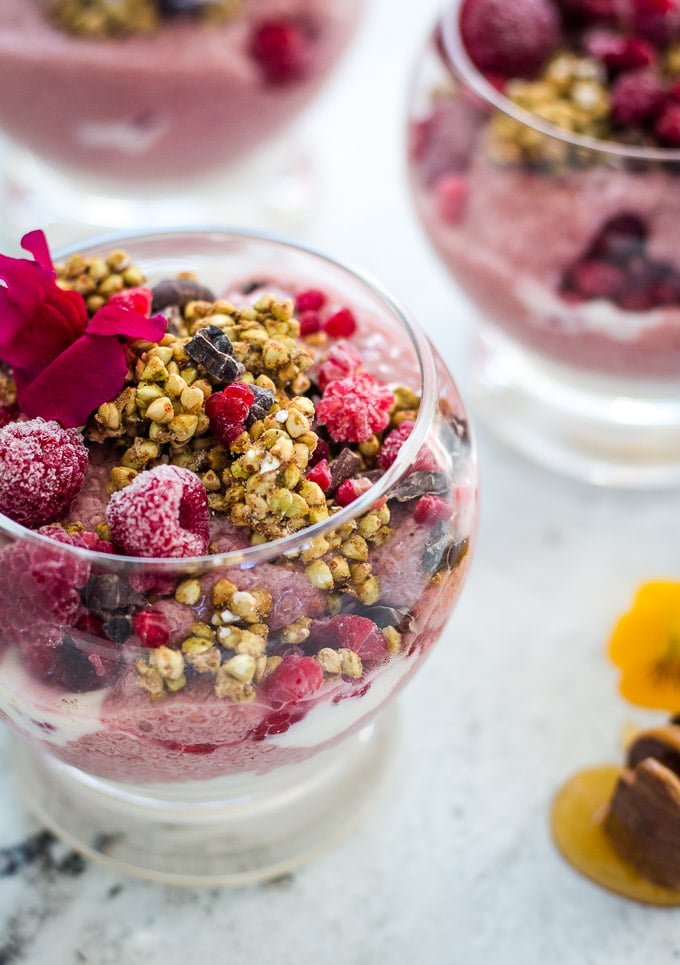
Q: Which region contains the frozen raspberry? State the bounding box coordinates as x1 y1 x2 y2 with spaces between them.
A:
306 459 332 491
379 421 415 470
133 609 171 649
435 174 468 224
0 418 88 529
79 531 115 554
656 101 680 144
585 31 655 70
316 372 394 443
205 381 254 447
249 18 312 85
335 477 373 507
309 615 388 672
308 437 330 467
459 0 561 78
263 655 323 707
611 68 667 126
106 465 210 558
564 260 626 299
633 0 680 43
324 308 358 339
295 289 326 313
316 341 363 391
298 310 322 336
556 0 621 20
106 286 153 316
414 494 453 525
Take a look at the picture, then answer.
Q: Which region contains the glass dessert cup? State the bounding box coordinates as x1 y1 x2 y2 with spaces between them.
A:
0 227 477 885
0 0 364 245
408 1 680 487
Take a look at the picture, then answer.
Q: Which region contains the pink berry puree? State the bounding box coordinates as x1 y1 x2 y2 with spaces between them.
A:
0 232 477 786
0 0 362 183
408 0 680 379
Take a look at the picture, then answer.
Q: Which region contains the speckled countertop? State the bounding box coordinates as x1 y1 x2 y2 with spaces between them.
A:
2 1 680 962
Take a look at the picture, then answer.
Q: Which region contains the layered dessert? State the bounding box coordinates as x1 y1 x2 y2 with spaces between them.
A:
0 0 362 183
0 230 476 785
409 0 680 378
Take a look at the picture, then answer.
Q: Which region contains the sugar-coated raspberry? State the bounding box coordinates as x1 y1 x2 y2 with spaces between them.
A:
295 289 326 313
106 465 210 558
249 18 312 85
263 655 324 707
299 310 322 336
324 308 358 339
133 609 171 649
633 0 680 43
316 341 363 391
205 382 254 447
0 418 88 529
460 0 561 78
656 101 680 144
106 286 153 316
335 477 373 507
379 420 415 470
306 459 332 491
309 615 388 671
611 68 667 126
79 531 116 554
414 494 453 525
316 372 394 443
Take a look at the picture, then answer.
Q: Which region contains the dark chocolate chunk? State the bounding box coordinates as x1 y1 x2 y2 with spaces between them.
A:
246 385 275 425
185 326 245 383
240 278 268 295
422 522 468 574
0 831 53 877
328 448 363 495
150 277 216 313
343 601 416 632
389 471 449 503
81 574 130 614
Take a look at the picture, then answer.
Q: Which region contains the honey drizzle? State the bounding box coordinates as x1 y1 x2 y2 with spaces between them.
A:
551 766 680 906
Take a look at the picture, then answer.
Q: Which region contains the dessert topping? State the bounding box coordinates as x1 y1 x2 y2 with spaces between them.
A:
316 372 395 443
460 0 562 78
48 0 244 38
249 18 314 86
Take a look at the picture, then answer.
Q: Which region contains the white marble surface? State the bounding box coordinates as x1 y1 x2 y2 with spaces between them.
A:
3 1 680 962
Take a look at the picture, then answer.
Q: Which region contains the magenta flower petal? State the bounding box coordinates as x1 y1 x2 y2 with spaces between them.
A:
17 334 128 428
87 304 167 342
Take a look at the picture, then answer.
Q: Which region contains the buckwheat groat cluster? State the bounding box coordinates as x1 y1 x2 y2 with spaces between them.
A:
48 0 245 38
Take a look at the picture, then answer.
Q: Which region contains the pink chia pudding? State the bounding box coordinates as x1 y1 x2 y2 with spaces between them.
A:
0 231 476 784
408 0 680 379
0 0 362 183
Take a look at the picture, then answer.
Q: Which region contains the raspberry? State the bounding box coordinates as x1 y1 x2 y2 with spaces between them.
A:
79 531 115 554
335 477 373 507
633 0 680 43
316 341 363 391
263 655 323 707
299 310 322 336
611 69 667 126
378 421 415 470
306 459 332 492
106 465 210 558
249 18 312 85
459 0 561 78
410 102 479 187
655 101 680 144
309 615 388 672
564 260 626 299
324 308 358 339
0 418 88 529
315 372 394 443
106 286 153 316
295 289 326 313
308 437 330 468
205 381 254 447
435 174 468 224
585 31 655 71
21 632 121 693
250 707 306 741
414 494 453 525
588 214 647 261
133 609 171 649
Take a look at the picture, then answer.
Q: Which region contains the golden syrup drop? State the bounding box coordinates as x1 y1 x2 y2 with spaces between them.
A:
551 765 680 906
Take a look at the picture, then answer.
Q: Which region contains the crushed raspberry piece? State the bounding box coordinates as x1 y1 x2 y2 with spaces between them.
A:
585 31 655 71
299 310 322 336
435 173 468 224
633 0 680 43
379 420 415 470
205 381 254 447
308 437 330 467
316 372 394 443
335 477 373 506
78 531 115 554
249 18 312 85
588 214 647 261
459 0 561 78
0 418 88 529
106 286 153 316
564 260 626 299
655 101 680 144
133 609 171 649
21 631 121 693
250 707 306 741
106 465 210 558
310 615 388 672
324 308 358 339
316 341 363 391
295 289 326 313
306 459 332 491
611 68 667 126
263 655 323 707
414 494 453 525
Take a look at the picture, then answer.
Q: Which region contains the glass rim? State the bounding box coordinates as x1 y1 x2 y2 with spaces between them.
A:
0 225 443 572
440 0 680 163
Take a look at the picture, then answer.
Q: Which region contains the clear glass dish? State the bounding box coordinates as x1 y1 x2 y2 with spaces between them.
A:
0 227 478 885
408 0 680 487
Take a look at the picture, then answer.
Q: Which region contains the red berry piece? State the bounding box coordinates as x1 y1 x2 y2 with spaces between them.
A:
655 101 680 144
410 102 481 187
316 372 394 443
133 609 171 648
306 459 332 492
565 260 626 299
324 308 358 339
79 531 116 554
0 418 88 529
295 289 326 313
106 465 210 558
378 421 415 470
309 615 388 672
335 477 373 507
316 341 363 391
588 214 647 261
249 18 312 85
299 310 322 336
585 31 655 70
414 494 453 525
308 437 330 468
459 0 561 78
205 381 254 448
611 68 667 126
107 286 153 316
21 631 121 693
250 707 306 741
633 0 680 43
263 655 324 707
435 173 468 224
